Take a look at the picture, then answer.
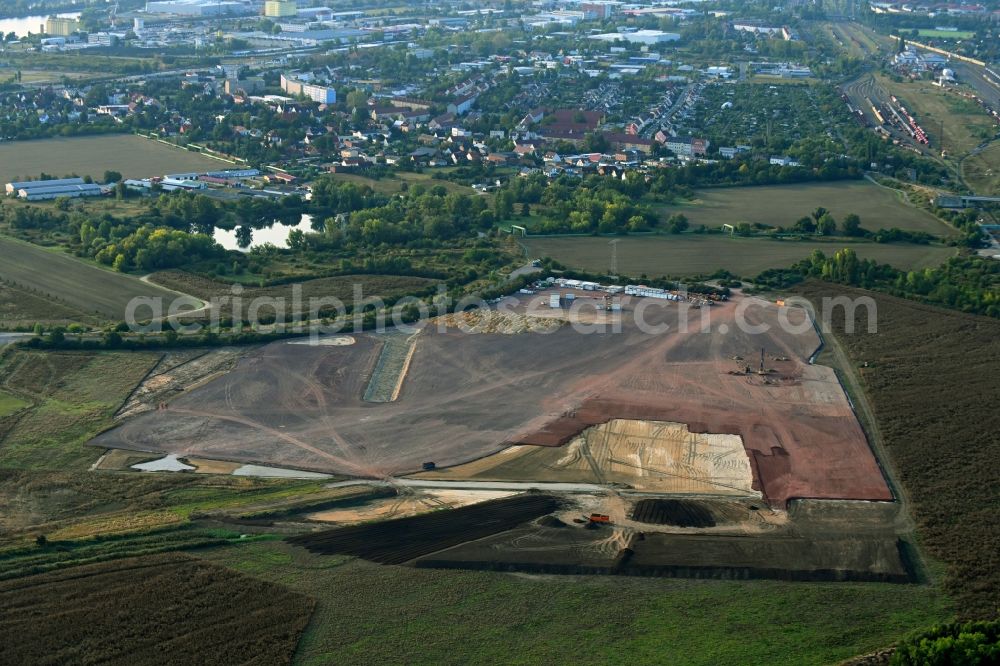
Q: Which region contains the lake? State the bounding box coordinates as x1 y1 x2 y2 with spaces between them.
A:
0 12 80 38
213 214 318 252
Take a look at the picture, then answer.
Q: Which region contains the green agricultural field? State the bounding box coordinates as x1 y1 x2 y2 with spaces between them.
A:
654 181 955 237
524 235 955 278
0 134 229 185
0 235 185 320
916 29 975 39
200 540 949 666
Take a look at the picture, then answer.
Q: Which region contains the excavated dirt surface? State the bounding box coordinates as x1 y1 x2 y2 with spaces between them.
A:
288 494 560 564
631 499 717 527
412 418 759 496
90 292 890 507
412 496 913 582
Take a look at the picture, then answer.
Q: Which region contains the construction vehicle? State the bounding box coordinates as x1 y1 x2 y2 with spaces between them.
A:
588 513 611 524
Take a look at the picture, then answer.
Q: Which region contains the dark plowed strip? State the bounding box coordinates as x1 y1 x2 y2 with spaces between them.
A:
288 493 560 564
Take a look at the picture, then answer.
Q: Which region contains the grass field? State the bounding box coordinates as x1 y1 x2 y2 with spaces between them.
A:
148 270 440 320
0 234 182 320
916 29 975 39
654 181 955 236
961 141 1000 196
0 389 27 417
795 283 1000 620
0 350 162 470
524 236 955 278
0 134 228 184
200 539 948 665
324 170 475 196
0 553 314 665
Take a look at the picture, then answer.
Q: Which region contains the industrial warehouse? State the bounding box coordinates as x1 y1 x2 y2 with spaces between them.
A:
4 177 105 201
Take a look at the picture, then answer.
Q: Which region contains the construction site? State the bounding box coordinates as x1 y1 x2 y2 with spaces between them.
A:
90 284 908 582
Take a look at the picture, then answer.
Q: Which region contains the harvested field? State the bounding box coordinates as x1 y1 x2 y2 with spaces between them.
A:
92 292 889 507
796 281 1000 619
631 499 716 527
0 134 226 185
416 419 759 496
0 279 100 328
0 553 314 666
655 181 955 236
289 494 560 564
0 235 181 320
524 236 955 278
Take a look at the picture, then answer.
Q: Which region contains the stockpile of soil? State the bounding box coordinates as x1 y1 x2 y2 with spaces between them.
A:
433 310 563 334
288 494 560 564
631 499 716 527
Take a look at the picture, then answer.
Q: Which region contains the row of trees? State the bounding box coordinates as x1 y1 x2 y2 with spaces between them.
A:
756 250 1000 317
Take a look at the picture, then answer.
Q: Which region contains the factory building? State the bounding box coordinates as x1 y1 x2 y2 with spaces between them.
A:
144 0 254 17
45 16 80 36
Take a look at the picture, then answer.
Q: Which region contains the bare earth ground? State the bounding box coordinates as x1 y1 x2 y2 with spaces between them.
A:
415 419 760 497
91 291 890 507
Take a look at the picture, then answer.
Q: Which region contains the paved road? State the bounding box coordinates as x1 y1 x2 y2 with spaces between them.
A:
0 333 30 345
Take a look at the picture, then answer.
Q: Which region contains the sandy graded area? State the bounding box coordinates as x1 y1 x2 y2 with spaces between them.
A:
415 418 760 496
307 488 517 524
91 292 890 507
287 336 356 346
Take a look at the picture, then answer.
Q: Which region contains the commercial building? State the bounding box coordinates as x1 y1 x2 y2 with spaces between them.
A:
264 0 298 18
45 16 80 36
590 30 680 45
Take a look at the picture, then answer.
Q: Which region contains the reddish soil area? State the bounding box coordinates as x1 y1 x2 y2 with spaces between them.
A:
91 293 890 507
